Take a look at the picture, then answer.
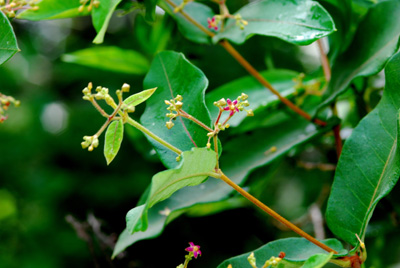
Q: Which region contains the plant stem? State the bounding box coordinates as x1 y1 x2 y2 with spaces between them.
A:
125 117 182 155
163 0 327 127
218 171 338 254
180 109 214 132
219 40 327 127
213 135 219 169
317 39 331 82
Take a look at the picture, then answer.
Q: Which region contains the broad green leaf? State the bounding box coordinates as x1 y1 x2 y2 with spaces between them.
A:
319 0 400 108
213 0 336 46
92 0 123 44
124 87 157 107
326 52 400 246
0 12 19 65
17 0 88 20
206 69 299 128
112 116 336 257
104 119 124 165
141 51 212 168
217 238 346 268
301 252 333 268
125 148 217 233
159 0 214 44
61 46 150 75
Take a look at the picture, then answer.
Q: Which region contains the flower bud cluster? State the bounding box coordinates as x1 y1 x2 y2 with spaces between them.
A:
0 93 20 123
247 252 282 268
214 93 253 117
78 0 100 12
234 14 248 30
81 135 99 151
0 0 39 18
164 95 183 130
82 82 116 107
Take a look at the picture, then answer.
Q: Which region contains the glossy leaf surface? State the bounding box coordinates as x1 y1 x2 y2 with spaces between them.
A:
123 87 157 107
213 0 336 45
217 238 346 268
206 69 299 127
301 252 333 268
320 0 400 108
92 0 123 44
326 52 400 246
62 46 150 74
141 51 212 168
104 119 124 165
113 116 336 257
125 148 217 233
159 0 214 44
17 0 87 20
0 13 19 65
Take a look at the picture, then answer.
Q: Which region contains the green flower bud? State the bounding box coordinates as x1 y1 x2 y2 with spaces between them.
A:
246 109 254 116
122 83 130 92
175 95 183 101
166 121 174 129
206 142 211 149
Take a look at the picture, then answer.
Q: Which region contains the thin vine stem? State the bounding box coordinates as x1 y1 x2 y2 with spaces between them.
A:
125 117 182 155
317 39 331 83
218 171 338 254
163 0 327 127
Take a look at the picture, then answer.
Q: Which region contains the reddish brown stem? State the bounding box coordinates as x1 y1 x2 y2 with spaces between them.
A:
219 40 327 127
333 124 343 157
219 171 338 254
317 39 331 82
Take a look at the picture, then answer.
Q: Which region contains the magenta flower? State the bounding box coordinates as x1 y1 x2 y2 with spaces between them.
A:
185 242 202 259
207 17 218 30
223 98 239 116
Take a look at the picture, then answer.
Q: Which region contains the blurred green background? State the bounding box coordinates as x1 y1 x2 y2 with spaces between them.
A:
1 6 400 268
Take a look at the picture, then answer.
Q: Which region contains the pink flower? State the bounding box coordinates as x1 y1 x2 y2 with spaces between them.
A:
207 17 218 31
185 242 202 259
223 98 239 116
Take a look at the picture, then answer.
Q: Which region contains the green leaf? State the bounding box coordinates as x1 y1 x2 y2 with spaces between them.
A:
301 252 334 268
206 69 299 128
141 51 212 168
326 52 400 246
217 238 346 268
104 119 124 165
0 12 19 65
17 0 87 20
124 87 157 107
92 0 123 44
213 0 336 46
159 0 214 44
144 0 158 21
126 147 217 233
320 0 400 108
112 116 337 257
61 46 150 75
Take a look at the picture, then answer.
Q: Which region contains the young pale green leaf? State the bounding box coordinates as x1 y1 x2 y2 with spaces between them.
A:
92 0 123 44
158 0 214 44
141 51 212 169
206 69 299 128
301 252 334 268
213 0 336 46
326 51 400 246
61 46 150 74
17 0 88 20
0 12 19 65
104 119 124 165
125 148 217 233
217 238 346 268
320 0 400 108
112 115 337 257
123 88 157 107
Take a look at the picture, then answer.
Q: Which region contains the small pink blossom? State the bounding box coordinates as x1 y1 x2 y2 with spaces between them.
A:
185 242 202 259
207 17 218 31
223 98 239 116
